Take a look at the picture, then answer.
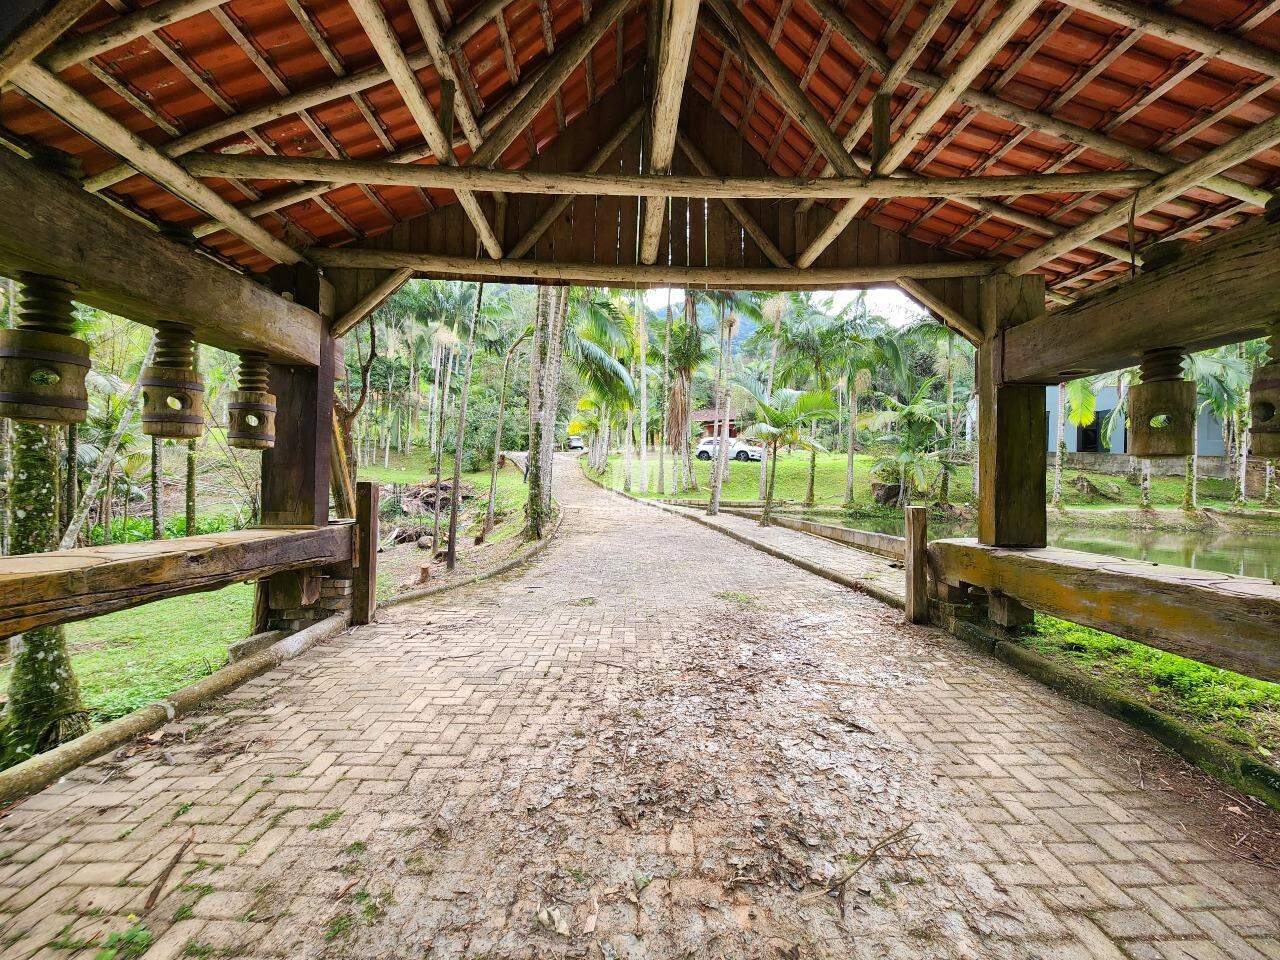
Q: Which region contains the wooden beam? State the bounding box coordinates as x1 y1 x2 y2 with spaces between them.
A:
0 145 322 363
676 132 791 269
41 0 225 71
1003 217 1280 383
0 0 99 86
882 0 1041 174
346 0 501 258
1005 110 1280 275
405 0 484 150
699 1 860 178
976 273 1046 548
332 268 414 338
640 0 700 264
895 277 981 343
11 63 302 264
469 0 632 168
799 0 1042 268
308 247 998 287
1059 0 1280 80
447 0 516 53
509 105 646 259
930 537 1280 681
181 150 1157 199
0 524 352 638
803 0 1270 209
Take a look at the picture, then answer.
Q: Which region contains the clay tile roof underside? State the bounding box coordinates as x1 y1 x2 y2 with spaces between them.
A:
1 0 1277 302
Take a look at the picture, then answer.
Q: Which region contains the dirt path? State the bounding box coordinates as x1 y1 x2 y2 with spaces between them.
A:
1 458 1278 959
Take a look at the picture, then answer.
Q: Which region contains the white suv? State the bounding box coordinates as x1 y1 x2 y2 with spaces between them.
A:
696 436 763 462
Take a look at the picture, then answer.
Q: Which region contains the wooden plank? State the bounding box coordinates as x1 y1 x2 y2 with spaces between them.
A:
0 148 323 365
1004 218 1280 384
0 525 353 638
351 481 379 626
904 505 929 624
930 538 1280 682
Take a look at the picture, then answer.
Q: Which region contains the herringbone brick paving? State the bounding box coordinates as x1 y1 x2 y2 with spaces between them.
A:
1 460 1277 958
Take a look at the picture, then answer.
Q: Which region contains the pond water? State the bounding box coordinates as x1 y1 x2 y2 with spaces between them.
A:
801 512 1280 582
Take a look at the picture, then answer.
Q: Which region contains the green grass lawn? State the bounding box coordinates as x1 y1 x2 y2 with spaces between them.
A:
1019 617 1280 762
0 583 254 723
598 449 1255 512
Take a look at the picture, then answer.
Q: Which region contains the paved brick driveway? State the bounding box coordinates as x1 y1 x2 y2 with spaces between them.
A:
2 461 1278 959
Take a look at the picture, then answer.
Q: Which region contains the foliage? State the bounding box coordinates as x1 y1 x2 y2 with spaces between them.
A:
88 511 243 546
1019 617 1279 758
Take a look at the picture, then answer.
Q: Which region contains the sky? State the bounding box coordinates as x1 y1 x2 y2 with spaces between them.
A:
640 286 928 327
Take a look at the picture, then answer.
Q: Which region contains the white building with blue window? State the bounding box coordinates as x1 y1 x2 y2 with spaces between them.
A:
1043 384 1226 457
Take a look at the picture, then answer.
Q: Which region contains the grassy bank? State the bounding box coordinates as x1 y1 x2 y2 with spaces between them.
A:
1016 617 1280 765
599 450 1265 513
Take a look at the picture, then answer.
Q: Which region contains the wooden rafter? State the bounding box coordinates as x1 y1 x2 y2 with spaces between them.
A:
347 0 501 258
0 0 99 85
639 0 700 265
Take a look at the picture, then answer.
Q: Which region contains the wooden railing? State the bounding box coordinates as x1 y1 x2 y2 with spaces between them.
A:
928 537 1280 682
722 508 907 560
0 523 356 638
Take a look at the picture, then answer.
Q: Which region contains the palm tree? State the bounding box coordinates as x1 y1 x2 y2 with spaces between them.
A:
664 298 711 493
1183 349 1246 510
483 318 532 538
742 388 838 526
867 373 946 506
1051 379 1098 508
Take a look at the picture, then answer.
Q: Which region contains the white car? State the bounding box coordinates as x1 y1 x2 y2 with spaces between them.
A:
696 436 763 462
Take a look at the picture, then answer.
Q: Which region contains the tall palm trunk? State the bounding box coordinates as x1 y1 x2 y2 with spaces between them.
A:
63 425 77 538
151 437 162 539
843 388 859 508
657 291 672 495
485 333 527 537
761 307 781 501
431 349 455 549
761 439 780 527
1237 419 1249 505
1051 382 1066 507
0 276 14 554
446 284 484 571
635 290 648 493
537 287 569 512
1184 418 1198 511
186 344 198 535
1139 459 1152 509
1 423 91 768
707 305 731 516
526 287 548 537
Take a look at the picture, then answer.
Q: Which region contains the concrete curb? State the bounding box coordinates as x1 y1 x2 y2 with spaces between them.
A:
579 467 905 610
0 612 352 809
380 505 563 609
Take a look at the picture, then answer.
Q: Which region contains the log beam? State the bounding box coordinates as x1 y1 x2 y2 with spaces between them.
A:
346 0 501 257
640 0 700 264
308 247 998 287
11 63 302 264
331 268 414 338
180 150 1157 199
0 145 323 363
0 0 99 85
1005 109 1280 275
1003 216 1280 383
699 1 860 178
895 277 981 343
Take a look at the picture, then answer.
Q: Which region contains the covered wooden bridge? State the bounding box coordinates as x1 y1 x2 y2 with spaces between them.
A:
1 0 1279 951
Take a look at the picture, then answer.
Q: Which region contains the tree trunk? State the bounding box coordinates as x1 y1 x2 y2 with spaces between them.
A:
185 345 198 534
151 437 162 539
622 407 634 492
761 440 779 527
657 292 671 496
635 290 648 493
1185 415 1198 511
1238 420 1249 505
60 336 157 550
431 349 454 550
1140 459 1151 509
1 423 92 768
805 441 816 507
762 310 781 501
537 287 569 512
526 287 548 538
63 425 77 539
843 389 858 508
447 285 484 571
707 306 731 516
1051 382 1066 507
485 334 526 536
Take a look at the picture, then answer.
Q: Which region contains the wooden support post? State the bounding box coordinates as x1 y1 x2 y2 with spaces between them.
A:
977 274 1047 548
352 480 379 626
904 505 928 624
258 267 337 629
989 593 1034 629
870 94 890 171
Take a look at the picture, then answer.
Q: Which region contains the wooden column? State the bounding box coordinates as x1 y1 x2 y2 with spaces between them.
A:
352 480 379 626
261 268 335 527
977 273 1047 548
257 267 337 632
904 505 929 624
